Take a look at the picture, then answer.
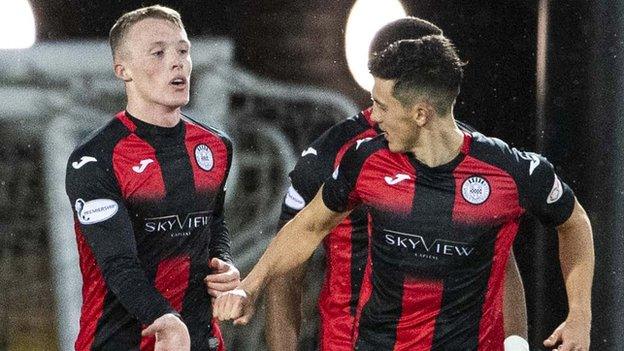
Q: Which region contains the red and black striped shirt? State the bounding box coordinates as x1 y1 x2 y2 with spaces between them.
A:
322 131 574 351
65 111 231 351
281 108 480 350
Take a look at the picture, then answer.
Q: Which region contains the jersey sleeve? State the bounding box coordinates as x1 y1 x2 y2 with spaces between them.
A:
65 156 175 325
207 134 233 263
321 144 365 213
208 188 232 263
279 148 328 225
513 150 575 226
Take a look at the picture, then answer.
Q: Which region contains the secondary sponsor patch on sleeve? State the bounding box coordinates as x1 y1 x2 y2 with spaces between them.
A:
546 176 563 204
75 198 119 225
284 185 306 210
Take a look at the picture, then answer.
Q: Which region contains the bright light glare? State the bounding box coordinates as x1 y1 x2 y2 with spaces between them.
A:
345 0 406 91
0 0 36 49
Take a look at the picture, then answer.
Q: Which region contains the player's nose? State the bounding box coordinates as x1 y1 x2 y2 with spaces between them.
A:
370 107 383 123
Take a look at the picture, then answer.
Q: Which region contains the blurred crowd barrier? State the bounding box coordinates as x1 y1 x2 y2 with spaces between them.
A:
0 38 357 351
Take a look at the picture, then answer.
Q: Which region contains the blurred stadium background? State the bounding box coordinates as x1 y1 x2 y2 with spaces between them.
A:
0 1 623 350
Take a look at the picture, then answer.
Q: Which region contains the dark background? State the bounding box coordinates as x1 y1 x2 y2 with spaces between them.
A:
26 0 624 348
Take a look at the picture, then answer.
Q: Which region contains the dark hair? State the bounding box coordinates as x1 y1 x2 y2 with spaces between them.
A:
369 17 443 57
369 35 465 115
109 5 184 58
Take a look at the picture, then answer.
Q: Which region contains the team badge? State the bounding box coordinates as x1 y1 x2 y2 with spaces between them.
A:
461 176 490 205
195 144 214 171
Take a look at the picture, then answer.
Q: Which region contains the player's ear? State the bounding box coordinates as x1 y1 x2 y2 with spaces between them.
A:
113 49 132 82
410 101 433 127
114 62 132 82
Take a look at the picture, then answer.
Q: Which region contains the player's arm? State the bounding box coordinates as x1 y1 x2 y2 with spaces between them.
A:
503 249 529 351
65 157 189 347
213 187 351 324
265 205 310 351
204 189 240 297
266 145 329 350
208 189 233 263
544 199 594 351
513 150 593 351
265 261 307 351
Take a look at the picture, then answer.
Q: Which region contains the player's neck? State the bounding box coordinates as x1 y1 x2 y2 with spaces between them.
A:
408 117 464 168
126 99 182 128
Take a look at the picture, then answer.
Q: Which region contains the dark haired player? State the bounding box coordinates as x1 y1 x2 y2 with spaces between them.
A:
215 34 594 350
265 17 528 351
65 5 239 351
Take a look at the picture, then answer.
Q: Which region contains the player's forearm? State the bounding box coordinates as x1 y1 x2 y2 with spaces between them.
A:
265 265 306 351
208 218 233 263
208 192 233 263
557 201 594 322
558 240 593 321
81 220 175 324
503 251 528 339
240 218 325 296
100 254 175 324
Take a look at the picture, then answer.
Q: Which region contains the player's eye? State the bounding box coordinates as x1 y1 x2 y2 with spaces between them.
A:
372 100 387 112
152 50 164 57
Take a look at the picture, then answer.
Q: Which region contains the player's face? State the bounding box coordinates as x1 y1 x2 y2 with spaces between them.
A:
370 77 419 153
120 18 192 109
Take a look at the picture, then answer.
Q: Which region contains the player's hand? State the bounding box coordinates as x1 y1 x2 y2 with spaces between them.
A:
543 318 590 351
213 288 257 325
204 258 240 297
142 313 190 351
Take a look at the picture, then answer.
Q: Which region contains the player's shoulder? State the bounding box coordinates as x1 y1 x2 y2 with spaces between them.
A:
469 132 514 156
309 109 376 151
66 116 129 187
468 131 553 178
342 133 388 165
182 114 232 148
290 110 377 187
70 116 129 163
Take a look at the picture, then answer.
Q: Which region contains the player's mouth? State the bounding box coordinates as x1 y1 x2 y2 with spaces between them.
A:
169 76 188 89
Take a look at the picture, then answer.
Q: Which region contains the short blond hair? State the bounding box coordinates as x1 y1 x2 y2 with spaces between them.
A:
109 5 184 58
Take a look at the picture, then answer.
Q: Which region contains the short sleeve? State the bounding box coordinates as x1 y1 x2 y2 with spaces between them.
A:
322 145 365 213
280 144 333 223
514 151 575 226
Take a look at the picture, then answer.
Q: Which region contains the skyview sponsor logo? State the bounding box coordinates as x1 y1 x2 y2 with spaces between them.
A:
144 211 211 237
383 228 475 259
